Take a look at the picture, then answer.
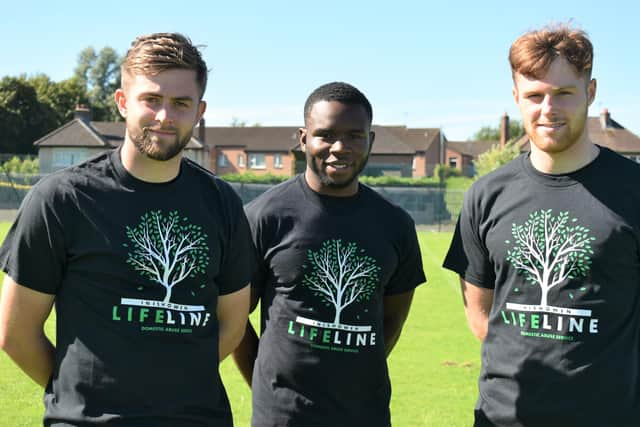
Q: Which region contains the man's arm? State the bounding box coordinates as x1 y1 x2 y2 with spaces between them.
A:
383 289 415 357
217 284 251 361
460 278 493 341
0 275 55 388
231 287 260 386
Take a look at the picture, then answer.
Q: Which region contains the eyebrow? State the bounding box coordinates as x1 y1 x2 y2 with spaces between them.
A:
137 92 195 102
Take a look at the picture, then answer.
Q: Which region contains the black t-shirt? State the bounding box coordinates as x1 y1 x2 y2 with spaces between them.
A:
444 147 640 427
245 175 426 427
0 149 255 426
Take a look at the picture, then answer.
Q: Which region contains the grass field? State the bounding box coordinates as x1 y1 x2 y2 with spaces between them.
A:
0 228 481 426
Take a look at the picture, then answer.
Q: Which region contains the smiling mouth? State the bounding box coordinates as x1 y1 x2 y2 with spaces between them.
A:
537 122 565 129
325 162 351 170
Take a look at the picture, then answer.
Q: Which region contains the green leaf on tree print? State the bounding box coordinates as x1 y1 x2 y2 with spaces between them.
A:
301 239 379 325
505 209 594 307
125 210 210 303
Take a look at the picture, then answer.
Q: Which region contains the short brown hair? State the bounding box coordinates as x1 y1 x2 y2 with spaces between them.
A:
509 24 593 80
122 32 208 98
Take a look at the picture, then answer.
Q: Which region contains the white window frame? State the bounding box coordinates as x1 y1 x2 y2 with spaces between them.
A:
274 153 283 169
448 157 458 168
217 153 228 167
237 154 245 168
249 153 266 169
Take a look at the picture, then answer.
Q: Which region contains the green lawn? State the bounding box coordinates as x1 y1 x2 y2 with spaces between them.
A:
0 229 480 426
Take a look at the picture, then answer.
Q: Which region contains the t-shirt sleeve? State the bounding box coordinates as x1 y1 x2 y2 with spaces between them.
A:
0 185 66 294
442 186 495 289
384 214 427 296
243 200 268 299
215 184 256 296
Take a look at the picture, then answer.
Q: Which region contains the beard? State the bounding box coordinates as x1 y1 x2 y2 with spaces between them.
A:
527 106 589 155
307 152 369 189
128 125 193 161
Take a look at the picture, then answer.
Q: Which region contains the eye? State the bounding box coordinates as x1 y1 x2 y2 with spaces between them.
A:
175 100 191 108
143 96 160 104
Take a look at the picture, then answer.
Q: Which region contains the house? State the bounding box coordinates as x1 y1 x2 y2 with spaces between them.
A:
34 106 208 173
206 126 299 176
515 109 640 162
444 114 512 176
386 127 445 177
445 140 498 176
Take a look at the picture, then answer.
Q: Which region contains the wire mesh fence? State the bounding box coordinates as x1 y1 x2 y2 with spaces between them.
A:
0 176 465 227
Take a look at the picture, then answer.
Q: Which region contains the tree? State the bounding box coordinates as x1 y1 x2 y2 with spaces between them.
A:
473 141 520 177
505 209 594 307
124 210 210 303
0 76 53 154
472 119 525 142
74 46 122 121
29 73 87 124
302 239 380 324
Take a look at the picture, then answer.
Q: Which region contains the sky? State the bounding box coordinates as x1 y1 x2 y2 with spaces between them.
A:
4 0 639 140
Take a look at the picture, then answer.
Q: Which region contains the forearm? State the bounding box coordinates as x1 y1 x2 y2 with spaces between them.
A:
231 321 260 386
219 321 247 362
1 332 55 388
383 319 405 357
383 291 414 357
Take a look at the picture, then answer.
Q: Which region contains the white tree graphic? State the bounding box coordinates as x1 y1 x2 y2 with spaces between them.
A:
124 210 209 303
506 209 594 307
302 239 380 324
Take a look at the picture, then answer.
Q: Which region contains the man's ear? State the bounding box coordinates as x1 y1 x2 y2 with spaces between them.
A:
298 128 307 152
114 89 127 119
196 100 207 122
512 85 519 104
587 78 597 106
368 130 375 155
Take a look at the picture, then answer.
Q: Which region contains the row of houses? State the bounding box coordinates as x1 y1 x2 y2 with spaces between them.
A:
34 106 640 176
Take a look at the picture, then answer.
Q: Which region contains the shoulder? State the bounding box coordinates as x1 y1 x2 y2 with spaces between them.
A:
359 183 416 227
31 151 113 200
598 146 640 176
244 176 300 218
463 154 524 205
180 157 242 202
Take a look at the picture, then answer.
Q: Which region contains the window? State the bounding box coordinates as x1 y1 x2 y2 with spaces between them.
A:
274 153 283 169
237 154 245 168
249 153 266 169
52 149 88 168
217 153 228 167
448 157 458 168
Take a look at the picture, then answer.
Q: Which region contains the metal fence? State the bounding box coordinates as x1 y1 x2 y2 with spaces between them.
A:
0 176 465 227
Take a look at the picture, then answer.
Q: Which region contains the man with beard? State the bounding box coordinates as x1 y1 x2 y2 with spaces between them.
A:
0 33 254 426
444 25 640 426
232 82 426 427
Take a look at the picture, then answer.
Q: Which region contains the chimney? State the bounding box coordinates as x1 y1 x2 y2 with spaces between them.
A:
500 113 510 147
198 118 206 144
600 108 611 129
74 104 92 124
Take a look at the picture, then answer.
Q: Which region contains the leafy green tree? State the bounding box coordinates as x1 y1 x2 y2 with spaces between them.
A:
0 76 53 154
29 74 87 124
125 210 210 303
506 209 594 307
302 239 380 325
74 46 122 121
472 119 525 142
474 142 520 178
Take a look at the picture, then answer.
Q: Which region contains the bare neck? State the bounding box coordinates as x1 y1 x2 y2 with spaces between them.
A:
120 139 182 183
530 138 599 175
